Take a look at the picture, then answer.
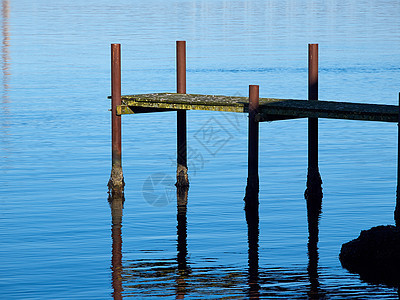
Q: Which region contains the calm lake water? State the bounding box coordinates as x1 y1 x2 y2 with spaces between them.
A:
2 0 400 299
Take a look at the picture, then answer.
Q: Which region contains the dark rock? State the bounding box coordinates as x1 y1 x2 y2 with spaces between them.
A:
340 225 400 286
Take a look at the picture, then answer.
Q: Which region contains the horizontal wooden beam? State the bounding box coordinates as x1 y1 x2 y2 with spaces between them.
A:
116 93 398 123
121 93 247 113
116 105 134 115
116 105 175 115
256 99 398 123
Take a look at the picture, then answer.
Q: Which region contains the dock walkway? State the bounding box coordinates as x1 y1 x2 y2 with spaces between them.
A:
118 92 398 123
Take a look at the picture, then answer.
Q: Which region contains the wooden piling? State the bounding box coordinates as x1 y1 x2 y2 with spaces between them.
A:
244 85 260 207
395 92 400 226
305 44 322 201
108 43 124 190
176 41 189 188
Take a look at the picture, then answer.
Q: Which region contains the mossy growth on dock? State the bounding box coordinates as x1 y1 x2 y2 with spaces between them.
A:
115 93 399 123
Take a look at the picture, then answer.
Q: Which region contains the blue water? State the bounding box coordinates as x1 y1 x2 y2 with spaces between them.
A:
1 0 400 298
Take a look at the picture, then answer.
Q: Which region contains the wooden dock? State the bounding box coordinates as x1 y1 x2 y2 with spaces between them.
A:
117 92 399 123
108 41 400 227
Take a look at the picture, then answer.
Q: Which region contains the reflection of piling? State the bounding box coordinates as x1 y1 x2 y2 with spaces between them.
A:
109 191 125 300
244 85 260 208
176 186 189 299
108 44 124 190
305 44 323 203
176 41 189 189
246 197 260 299
306 192 323 299
177 187 189 272
396 93 400 226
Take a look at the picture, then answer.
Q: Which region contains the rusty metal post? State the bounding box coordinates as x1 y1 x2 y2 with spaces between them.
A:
395 93 400 226
176 41 189 188
308 44 318 170
244 85 259 207
305 44 322 201
108 43 124 190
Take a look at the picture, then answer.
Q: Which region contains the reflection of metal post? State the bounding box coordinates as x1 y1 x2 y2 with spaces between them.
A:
396 93 400 226
177 188 188 271
109 44 124 190
176 41 189 188
244 85 259 207
109 191 125 300
176 187 189 299
305 44 322 201
246 192 259 298
306 190 323 298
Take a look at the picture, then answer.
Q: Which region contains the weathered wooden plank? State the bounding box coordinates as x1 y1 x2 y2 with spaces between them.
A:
118 93 399 123
121 93 248 113
116 105 134 115
116 105 175 115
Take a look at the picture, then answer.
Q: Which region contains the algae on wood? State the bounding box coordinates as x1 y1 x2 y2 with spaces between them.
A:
115 92 399 123
120 93 249 113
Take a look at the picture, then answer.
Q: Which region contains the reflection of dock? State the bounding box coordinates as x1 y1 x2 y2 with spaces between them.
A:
109 169 324 298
